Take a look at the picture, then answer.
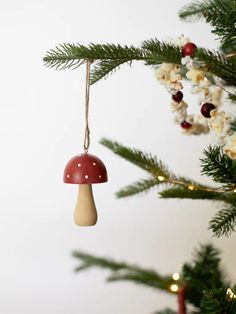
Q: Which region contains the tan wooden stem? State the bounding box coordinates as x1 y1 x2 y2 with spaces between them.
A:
74 184 97 226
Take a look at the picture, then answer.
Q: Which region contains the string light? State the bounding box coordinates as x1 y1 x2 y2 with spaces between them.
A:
233 189 236 193
188 185 194 190
227 288 236 299
172 273 180 281
158 175 165 182
170 284 179 292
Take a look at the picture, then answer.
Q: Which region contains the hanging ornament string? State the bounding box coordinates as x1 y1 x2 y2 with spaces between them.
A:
84 60 91 153
154 35 236 160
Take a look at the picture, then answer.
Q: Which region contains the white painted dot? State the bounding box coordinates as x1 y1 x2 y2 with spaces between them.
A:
99 175 102 179
93 162 96 166
67 174 70 178
85 174 89 179
78 163 81 167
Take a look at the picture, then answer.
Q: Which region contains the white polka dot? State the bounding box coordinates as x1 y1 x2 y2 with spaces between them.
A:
78 163 81 167
93 162 96 166
99 175 102 178
67 174 70 178
85 175 89 179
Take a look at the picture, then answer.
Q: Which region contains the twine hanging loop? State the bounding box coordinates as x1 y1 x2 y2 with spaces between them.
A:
84 60 91 153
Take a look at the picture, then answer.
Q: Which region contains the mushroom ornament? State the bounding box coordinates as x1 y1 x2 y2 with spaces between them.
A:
64 153 108 226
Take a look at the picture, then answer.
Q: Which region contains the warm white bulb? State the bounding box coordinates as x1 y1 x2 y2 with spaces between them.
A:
158 176 165 182
170 284 179 292
188 185 194 190
172 273 180 281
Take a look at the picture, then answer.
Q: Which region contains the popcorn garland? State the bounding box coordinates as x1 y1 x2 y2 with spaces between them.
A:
155 35 236 159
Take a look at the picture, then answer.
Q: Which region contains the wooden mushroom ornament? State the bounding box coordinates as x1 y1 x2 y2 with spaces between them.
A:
64 153 108 226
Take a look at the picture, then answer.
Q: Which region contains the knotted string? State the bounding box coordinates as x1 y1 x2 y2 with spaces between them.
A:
84 60 91 153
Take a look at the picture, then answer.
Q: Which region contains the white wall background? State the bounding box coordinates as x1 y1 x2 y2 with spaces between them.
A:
0 1 236 313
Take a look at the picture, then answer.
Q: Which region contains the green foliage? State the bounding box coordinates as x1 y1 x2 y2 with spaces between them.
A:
179 0 236 51
228 93 236 103
72 251 173 292
101 138 236 237
116 178 160 198
231 119 236 132
73 244 229 313
44 43 150 84
200 146 236 185
181 244 227 308
43 40 236 86
142 39 182 64
196 48 236 87
159 186 223 201
100 138 170 178
209 205 236 237
153 309 176 314
201 287 236 313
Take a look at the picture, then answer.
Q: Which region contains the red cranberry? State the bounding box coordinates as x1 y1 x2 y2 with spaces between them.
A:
200 102 216 118
182 42 197 57
172 91 183 103
181 121 192 129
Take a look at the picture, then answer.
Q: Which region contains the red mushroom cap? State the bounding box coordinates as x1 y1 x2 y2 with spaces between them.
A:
63 153 108 184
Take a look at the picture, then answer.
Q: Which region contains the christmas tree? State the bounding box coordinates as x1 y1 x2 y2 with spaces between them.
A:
44 0 236 313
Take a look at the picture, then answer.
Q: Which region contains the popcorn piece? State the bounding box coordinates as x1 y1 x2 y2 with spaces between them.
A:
210 86 222 106
186 69 205 83
223 133 236 160
170 35 191 47
209 110 232 135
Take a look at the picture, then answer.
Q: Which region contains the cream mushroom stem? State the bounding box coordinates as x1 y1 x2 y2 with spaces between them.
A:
74 184 98 226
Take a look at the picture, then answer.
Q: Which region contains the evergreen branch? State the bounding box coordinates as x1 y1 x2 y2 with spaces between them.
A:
179 0 212 21
196 48 236 86
201 287 236 314
182 244 227 308
153 309 176 314
159 186 223 201
43 41 182 83
141 39 182 64
44 43 147 70
179 0 236 51
107 273 173 291
72 251 173 292
101 138 227 196
116 178 160 198
229 93 236 103
231 119 236 132
90 59 131 85
44 42 236 86
100 138 170 178
209 205 236 237
200 146 236 185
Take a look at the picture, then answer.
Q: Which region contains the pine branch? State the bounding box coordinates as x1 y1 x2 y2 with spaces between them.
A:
201 287 236 314
231 119 236 132
72 251 173 292
209 205 236 237
200 146 236 185
107 272 173 291
100 138 170 178
179 0 213 21
182 244 227 308
44 41 236 86
101 138 223 193
141 39 182 64
228 93 236 103
179 0 236 51
116 178 160 198
159 186 223 201
153 309 176 314
196 48 236 86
